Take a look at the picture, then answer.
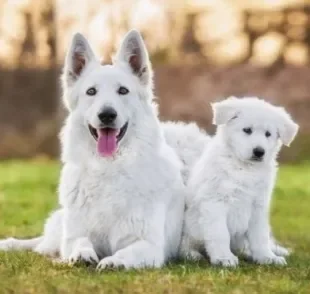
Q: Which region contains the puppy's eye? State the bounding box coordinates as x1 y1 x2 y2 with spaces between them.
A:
265 131 271 137
243 127 252 135
86 87 97 96
118 86 129 95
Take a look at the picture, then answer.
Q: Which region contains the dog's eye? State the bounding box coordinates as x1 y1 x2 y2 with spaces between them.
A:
243 127 252 135
265 131 271 137
118 86 129 95
86 87 97 96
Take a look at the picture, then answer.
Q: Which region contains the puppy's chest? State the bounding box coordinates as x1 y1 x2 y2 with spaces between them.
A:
226 172 267 234
226 168 267 202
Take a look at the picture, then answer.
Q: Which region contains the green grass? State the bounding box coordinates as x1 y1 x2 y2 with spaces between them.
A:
0 160 309 293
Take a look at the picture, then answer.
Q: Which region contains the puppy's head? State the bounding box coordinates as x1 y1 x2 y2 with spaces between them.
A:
211 97 299 164
61 30 153 157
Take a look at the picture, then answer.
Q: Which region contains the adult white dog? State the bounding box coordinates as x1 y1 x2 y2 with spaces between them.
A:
162 122 210 184
179 97 298 267
0 30 185 270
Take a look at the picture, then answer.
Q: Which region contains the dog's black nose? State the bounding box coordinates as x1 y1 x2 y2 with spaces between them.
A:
98 107 117 125
253 147 265 158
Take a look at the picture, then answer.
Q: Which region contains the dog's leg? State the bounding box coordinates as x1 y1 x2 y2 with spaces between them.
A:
202 202 238 267
247 206 287 265
34 209 63 256
62 237 99 265
97 240 164 270
61 212 99 265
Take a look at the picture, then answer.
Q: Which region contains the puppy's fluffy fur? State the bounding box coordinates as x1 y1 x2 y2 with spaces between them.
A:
180 97 298 267
0 30 185 270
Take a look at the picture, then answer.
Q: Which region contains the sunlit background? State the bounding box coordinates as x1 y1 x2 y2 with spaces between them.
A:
0 0 309 161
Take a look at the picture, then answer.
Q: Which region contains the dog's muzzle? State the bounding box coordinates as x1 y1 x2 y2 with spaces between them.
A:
251 147 265 161
88 122 129 157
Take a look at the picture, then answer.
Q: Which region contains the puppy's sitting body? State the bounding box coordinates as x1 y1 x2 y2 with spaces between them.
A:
181 97 298 267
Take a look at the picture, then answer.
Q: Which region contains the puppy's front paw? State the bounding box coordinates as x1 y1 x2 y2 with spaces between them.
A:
96 256 126 271
272 245 291 257
211 254 239 267
253 253 287 265
69 247 99 265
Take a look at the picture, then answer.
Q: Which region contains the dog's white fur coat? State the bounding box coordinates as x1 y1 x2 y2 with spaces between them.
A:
161 121 210 184
180 97 298 267
0 30 185 270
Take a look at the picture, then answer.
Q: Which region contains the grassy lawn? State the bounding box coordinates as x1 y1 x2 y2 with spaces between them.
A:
0 160 309 293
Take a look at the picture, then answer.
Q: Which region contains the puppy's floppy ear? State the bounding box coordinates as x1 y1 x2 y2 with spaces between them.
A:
114 29 152 86
62 33 96 87
276 107 299 146
211 97 240 125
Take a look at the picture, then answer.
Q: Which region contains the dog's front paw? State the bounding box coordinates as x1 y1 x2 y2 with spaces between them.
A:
253 253 287 265
69 247 99 265
210 254 239 267
96 256 126 271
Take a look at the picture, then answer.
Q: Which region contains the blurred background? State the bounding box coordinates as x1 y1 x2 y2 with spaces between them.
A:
0 0 309 161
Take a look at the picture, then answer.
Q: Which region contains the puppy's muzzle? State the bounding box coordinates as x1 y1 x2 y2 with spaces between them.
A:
252 147 265 161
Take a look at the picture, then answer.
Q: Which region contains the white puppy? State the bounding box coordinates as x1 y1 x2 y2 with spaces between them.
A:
0 30 185 270
180 97 298 267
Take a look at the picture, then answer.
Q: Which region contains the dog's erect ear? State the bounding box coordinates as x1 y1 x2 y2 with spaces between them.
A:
115 30 152 86
276 107 299 146
211 97 240 125
63 33 96 87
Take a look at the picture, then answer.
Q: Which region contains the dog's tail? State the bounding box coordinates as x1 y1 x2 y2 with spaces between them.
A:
0 236 43 251
0 210 63 256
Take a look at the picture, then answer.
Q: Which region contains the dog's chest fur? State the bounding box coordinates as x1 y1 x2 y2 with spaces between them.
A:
60 152 176 257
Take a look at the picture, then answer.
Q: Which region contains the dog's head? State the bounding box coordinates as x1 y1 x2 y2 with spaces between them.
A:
61 30 153 157
211 97 299 164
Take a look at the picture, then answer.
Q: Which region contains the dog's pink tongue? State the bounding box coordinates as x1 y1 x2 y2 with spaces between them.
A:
97 129 118 157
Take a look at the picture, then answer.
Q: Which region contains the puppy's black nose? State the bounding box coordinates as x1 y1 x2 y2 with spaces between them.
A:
98 107 117 125
253 147 265 158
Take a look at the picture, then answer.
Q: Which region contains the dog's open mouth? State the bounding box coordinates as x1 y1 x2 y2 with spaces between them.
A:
88 122 128 157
